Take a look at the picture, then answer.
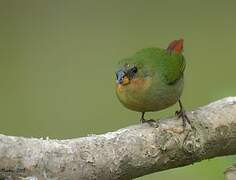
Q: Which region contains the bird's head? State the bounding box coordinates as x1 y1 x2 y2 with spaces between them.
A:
115 63 138 86
115 38 184 87
115 51 155 89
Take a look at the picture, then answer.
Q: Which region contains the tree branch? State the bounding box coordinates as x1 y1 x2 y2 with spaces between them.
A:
0 97 236 180
225 165 236 180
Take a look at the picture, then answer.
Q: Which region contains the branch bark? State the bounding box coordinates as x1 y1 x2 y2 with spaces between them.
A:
0 97 236 180
225 165 236 180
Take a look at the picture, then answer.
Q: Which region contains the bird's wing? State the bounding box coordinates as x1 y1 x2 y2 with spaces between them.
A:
163 54 186 85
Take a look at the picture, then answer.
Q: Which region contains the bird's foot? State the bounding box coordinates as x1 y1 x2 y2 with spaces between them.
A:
140 112 159 127
175 110 194 130
140 118 159 127
140 117 156 123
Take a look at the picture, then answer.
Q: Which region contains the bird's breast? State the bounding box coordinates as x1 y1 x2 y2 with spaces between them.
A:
116 77 152 93
116 76 184 112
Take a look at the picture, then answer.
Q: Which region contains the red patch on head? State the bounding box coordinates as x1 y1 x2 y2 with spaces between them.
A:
167 39 184 53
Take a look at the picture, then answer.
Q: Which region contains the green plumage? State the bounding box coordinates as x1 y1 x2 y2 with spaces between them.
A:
130 48 185 84
115 41 186 113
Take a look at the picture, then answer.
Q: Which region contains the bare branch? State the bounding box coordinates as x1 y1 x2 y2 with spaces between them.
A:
0 97 236 180
225 165 236 180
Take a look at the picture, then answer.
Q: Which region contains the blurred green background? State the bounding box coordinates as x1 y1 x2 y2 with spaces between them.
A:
0 0 235 179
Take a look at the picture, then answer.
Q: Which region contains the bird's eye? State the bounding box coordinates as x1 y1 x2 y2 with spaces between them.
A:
130 66 137 74
127 66 137 78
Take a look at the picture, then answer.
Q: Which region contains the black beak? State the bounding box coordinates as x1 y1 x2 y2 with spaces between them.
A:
116 69 126 84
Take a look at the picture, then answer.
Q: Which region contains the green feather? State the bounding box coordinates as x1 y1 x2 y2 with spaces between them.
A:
122 47 186 84
116 46 186 112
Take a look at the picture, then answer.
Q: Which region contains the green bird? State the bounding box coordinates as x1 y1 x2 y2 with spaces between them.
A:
115 39 190 126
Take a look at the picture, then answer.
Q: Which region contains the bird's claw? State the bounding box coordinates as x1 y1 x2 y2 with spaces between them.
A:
176 110 193 129
140 118 155 123
140 118 159 127
140 112 159 127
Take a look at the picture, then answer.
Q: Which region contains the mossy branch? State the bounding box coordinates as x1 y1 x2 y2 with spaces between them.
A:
0 97 236 179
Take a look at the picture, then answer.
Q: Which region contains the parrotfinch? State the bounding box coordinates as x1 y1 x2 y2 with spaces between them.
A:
115 39 190 126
